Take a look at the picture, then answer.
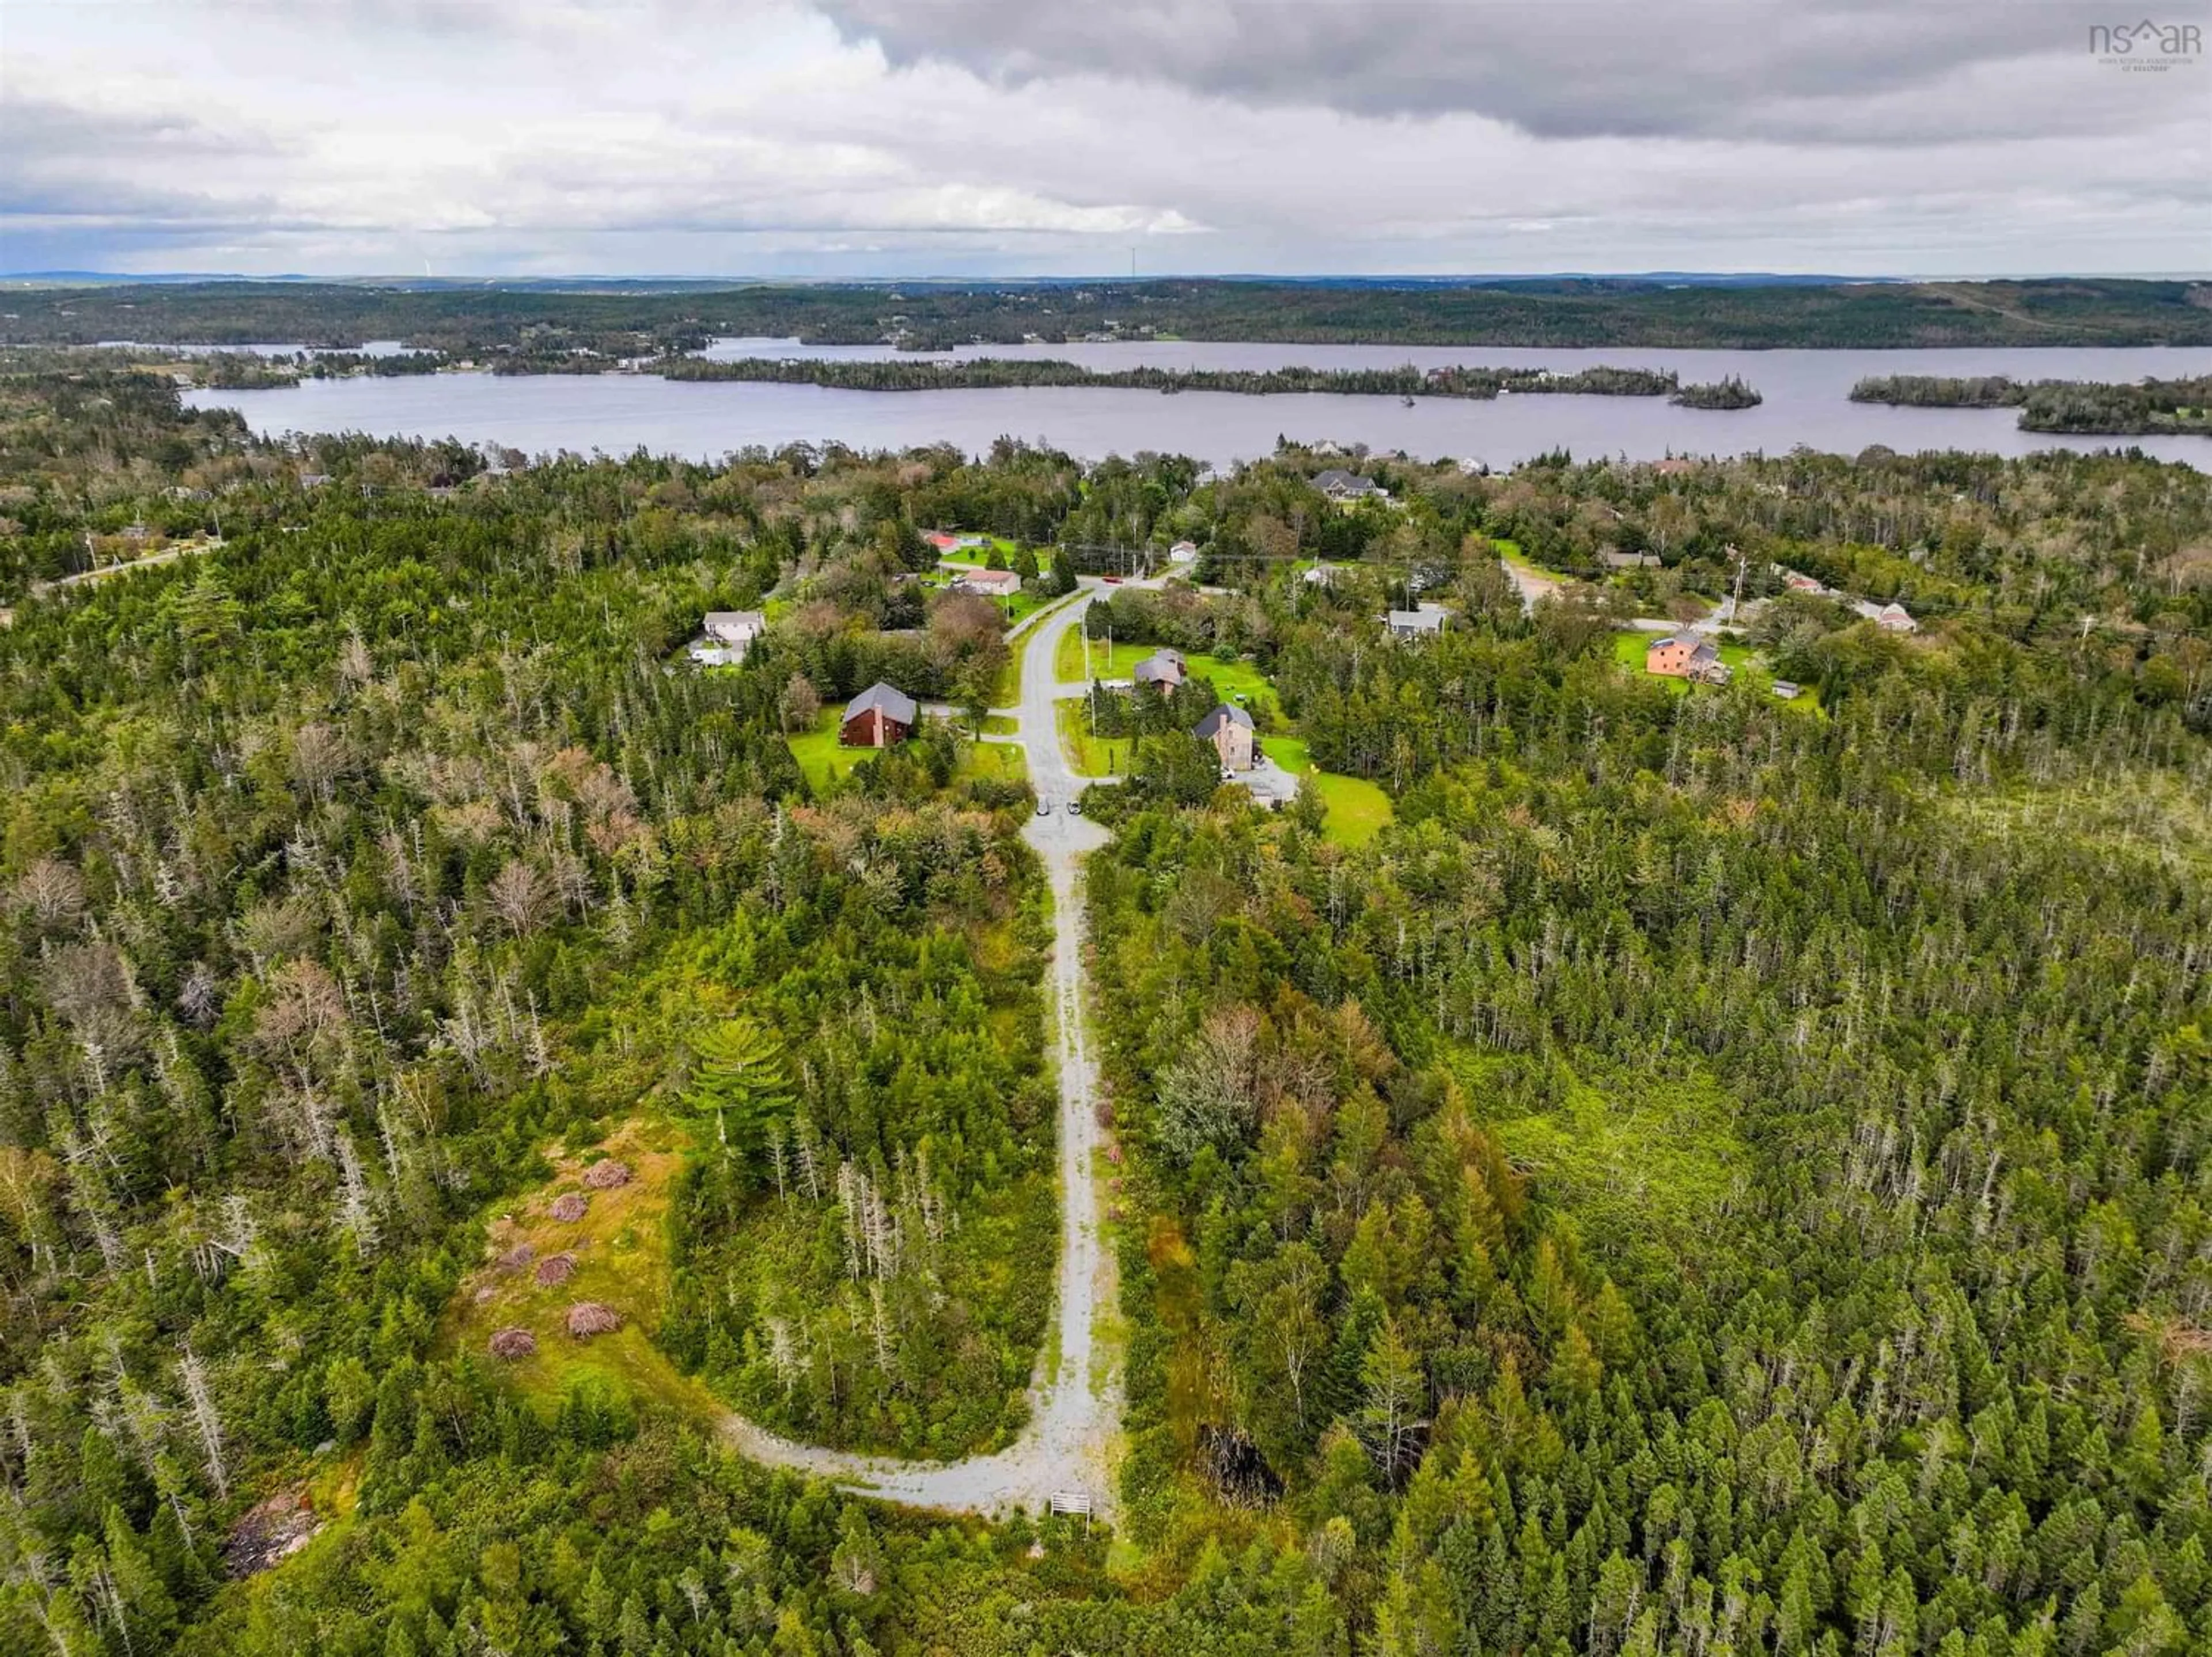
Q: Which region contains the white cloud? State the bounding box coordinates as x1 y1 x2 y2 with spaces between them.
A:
1 0 2205 274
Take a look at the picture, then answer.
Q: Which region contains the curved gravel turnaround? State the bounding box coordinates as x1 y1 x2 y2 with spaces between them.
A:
716 590 1123 1518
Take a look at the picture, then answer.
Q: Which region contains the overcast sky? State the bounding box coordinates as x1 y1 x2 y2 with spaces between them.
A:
4 0 2208 278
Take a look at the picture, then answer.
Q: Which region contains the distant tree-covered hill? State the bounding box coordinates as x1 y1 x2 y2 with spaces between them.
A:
6 275 2211 353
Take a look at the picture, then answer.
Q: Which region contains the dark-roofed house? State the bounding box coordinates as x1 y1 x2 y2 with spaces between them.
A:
1133 647 1187 691
1195 704 1256 772
1646 636 1729 684
839 682 918 748
1314 468 1387 502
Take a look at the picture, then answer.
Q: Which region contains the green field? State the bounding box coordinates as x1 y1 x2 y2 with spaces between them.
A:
784 708 875 791
1611 630 1820 711
1466 1052 1748 1256
1262 735 1394 847
1053 633 1279 710
1057 699 1137 778
957 742 1028 785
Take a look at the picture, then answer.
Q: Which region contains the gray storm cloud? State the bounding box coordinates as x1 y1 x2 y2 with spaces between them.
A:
815 0 2198 142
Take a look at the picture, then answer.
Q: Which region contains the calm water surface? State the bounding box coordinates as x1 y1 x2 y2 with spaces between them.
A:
185 339 2212 469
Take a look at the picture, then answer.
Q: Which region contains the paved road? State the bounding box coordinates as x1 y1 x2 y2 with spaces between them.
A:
720 590 1122 1517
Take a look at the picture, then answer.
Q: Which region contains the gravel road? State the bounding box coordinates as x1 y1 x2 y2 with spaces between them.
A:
719 590 1123 1518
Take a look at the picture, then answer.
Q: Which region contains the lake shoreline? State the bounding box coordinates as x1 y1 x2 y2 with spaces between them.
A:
184 339 2212 471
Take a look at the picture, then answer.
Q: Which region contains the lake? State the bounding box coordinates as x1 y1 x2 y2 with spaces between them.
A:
184 339 2212 469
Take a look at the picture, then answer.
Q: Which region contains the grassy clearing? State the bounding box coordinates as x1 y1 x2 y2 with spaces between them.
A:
440 1117 724 1421
1460 1052 1748 1261
1262 735 1394 847
1610 630 1821 712
785 708 874 793
1058 699 1135 778
1491 536 1572 581
1052 634 1278 711
1946 771 2212 877
957 742 1028 785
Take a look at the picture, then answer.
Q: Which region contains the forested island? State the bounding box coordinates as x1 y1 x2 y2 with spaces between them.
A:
1853 372 2212 435
6 274 2212 355
199 349 446 388
1669 374 1763 409
657 355 1706 400
3 348 2212 1655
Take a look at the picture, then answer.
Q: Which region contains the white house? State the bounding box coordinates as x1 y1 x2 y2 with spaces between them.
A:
691 609 767 666
1168 540 1200 566
950 568 1023 599
1385 604 1449 639
704 611 767 646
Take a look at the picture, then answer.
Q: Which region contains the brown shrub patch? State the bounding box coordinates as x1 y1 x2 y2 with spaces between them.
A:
565 1301 624 1339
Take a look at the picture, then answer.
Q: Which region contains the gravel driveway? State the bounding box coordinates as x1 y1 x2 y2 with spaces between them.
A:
719 590 1123 1518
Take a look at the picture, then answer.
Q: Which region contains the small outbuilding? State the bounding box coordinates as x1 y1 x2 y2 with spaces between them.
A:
1195 704 1257 772
1167 540 1200 566
839 682 918 748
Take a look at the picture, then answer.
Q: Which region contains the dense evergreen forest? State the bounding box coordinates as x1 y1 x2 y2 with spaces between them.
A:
7 275 2212 354
1851 376 2212 438
2 352 2211 1655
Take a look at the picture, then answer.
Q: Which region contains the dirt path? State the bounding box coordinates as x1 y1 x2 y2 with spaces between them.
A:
718 591 1122 1517
1501 556 1565 614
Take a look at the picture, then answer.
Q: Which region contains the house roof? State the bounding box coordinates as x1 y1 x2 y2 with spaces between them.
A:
1387 606 1447 633
952 568 1021 591
1194 704 1254 738
1134 649 1187 682
1649 636 1718 661
704 609 766 634
843 682 918 725
1314 468 1381 494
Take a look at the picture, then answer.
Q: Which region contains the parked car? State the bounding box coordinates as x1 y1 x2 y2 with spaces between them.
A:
1036 799 1051 816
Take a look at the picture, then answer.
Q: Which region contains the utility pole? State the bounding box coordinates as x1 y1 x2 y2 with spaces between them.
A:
1726 542 1747 625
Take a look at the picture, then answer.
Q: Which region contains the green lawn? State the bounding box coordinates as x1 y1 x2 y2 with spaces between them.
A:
1057 699 1137 778
1262 736 1394 847
957 743 1028 785
785 709 875 792
1612 631 1821 711
1053 633 1278 710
